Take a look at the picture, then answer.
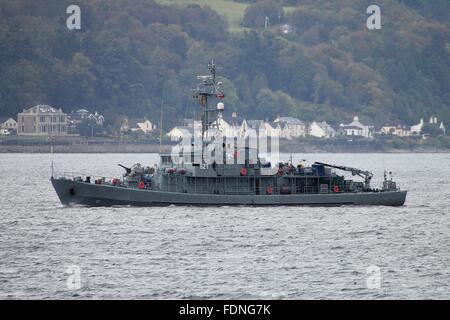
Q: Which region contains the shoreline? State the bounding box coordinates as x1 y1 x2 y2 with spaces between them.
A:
1 143 449 154
1 136 449 153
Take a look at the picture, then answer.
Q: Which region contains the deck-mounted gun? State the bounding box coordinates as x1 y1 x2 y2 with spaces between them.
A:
118 164 132 175
315 162 374 190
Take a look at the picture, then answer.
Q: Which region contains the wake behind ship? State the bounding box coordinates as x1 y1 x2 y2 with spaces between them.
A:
51 62 407 207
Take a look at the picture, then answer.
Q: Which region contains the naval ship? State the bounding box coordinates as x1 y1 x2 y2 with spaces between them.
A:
51 62 407 207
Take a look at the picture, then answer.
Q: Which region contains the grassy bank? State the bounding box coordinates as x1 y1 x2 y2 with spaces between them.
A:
155 0 296 32
155 0 248 31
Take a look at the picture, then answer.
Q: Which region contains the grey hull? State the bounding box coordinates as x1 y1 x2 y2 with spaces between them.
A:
51 178 407 207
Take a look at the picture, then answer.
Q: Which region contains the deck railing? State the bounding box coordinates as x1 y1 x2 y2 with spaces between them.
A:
55 169 347 195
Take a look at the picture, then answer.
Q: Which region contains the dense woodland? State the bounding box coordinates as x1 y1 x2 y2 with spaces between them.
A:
0 0 449 130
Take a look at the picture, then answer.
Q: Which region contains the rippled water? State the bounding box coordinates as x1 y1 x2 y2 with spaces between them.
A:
0 153 449 299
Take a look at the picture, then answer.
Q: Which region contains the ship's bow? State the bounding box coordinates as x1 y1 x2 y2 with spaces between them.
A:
51 177 76 205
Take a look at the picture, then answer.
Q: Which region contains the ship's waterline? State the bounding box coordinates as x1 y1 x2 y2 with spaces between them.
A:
51 177 407 207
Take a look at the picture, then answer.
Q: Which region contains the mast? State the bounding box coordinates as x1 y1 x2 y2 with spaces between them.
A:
192 60 225 163
159 87 164 154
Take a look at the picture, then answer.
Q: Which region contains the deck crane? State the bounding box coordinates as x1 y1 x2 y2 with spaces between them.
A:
314 162 374 190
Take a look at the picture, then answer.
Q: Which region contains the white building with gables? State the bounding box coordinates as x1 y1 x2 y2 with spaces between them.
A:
338 116 374 138
309 121 336 138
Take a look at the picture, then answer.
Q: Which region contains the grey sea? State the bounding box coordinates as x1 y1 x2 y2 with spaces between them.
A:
0 153 449 299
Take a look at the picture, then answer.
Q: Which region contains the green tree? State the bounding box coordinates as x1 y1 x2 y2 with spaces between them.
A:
242 0 284 29
77 118 101 137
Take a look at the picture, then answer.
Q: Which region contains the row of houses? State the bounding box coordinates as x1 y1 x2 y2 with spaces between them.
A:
166 115 446 140
380 117 446 137
0 105 106 136
0 104 160 137
0 105 446 139
0 104 157 137
166 116 367 140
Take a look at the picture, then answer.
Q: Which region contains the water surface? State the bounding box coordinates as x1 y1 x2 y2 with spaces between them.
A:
0 153 449 299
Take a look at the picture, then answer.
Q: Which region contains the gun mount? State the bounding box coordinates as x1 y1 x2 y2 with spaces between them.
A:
118 164 132 175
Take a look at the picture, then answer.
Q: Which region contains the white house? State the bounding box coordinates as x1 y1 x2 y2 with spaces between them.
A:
70 108 105 126
338 125 363 137
241 119 264 135
380 125 411 137
88 111 105 126
0 117 18 131
239 119 280 138
166 126 197 141
273 116 306 139
131 119 156 134
262 121 279 137
338 116 374 138
410 117 446 136
439 122 446 135
309 121 336 138
410 118 424 135
120 117 156 134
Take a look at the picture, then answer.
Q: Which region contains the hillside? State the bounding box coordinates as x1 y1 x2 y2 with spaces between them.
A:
155 0 249 32
0 0 449 130
154 0 297 32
